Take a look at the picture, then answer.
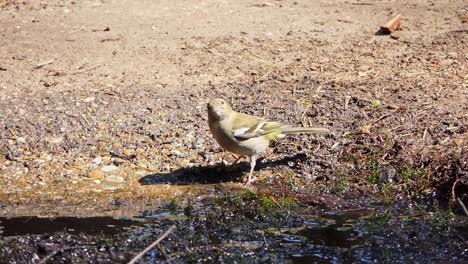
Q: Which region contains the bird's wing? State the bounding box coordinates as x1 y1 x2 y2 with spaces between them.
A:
232 112 283 139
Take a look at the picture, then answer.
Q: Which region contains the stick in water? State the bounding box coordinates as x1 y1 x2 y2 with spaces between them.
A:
457 198 468 217
128 225 177 264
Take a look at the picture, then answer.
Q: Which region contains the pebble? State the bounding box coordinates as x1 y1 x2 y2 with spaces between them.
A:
135 170 147 176
64 170 74 177
170 150 182 157
89 169 105 179
55 106 67 112
84 96 95 103
16 137 26 143
101 165 118 172
113 157 126 166
103 175 124 190
121 148 133 156
191 138 204 149
93 156 103 165
103 185 119 190
104 175 125 183
45 137 63 144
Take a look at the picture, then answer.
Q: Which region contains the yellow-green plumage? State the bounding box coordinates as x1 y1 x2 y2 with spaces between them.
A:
207 98 330 187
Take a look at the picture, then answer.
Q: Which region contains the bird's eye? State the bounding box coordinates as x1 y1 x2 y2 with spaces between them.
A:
221 101 224 105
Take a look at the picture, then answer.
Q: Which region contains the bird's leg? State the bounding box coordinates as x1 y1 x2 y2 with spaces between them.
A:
243 155 257 187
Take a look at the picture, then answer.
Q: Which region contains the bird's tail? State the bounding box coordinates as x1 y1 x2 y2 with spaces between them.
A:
281 126 330 134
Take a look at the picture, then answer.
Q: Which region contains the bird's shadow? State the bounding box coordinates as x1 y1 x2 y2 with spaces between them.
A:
138 153 308 185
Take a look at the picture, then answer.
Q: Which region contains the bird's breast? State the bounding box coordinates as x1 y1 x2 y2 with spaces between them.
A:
209 120 236 150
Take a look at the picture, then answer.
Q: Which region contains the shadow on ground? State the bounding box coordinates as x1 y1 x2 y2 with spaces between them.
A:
138 153 309 185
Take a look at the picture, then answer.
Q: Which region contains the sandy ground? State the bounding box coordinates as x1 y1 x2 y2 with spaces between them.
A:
0 0 467 216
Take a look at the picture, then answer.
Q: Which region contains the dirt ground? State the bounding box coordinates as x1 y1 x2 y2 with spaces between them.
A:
0 0 466 216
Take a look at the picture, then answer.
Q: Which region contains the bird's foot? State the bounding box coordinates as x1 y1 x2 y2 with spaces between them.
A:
222 155 243 172
242 176 256 188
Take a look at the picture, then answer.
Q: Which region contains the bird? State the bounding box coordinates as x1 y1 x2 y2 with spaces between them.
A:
207 98 330 187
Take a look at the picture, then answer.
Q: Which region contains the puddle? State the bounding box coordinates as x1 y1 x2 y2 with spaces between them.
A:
298 222 361 248
0 193 466 263
285 209 468 263
294 209 369 248
0 216 143 236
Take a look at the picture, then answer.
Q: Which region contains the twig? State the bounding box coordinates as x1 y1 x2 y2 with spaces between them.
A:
40 249 62 264
312 79 334 98
422 128 428 141
33 60 54 70
70 65 102 75
372 110 399 124
8 128 18 137
128 225 177 264
350 2 374 5
440 136 450 144
259 69 273 80
270 196 282 208
457 198 468 217
344 96 351 111
100 37 121 42
451 179 460 204
262 233 269 247
157 244 171 264
300 104 311 120
250 2 275 7
247 50 263 59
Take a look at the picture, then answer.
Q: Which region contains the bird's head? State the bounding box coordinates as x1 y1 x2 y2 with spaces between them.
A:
207 98 232 120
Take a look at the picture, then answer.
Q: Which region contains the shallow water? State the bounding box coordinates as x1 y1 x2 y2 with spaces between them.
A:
0 200 466 263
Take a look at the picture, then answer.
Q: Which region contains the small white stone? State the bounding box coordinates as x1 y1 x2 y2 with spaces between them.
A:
93 156 103 165
103 185 119 190
101 165 118 172
104 175 124 183
46 137 63 144
83 96 95 103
